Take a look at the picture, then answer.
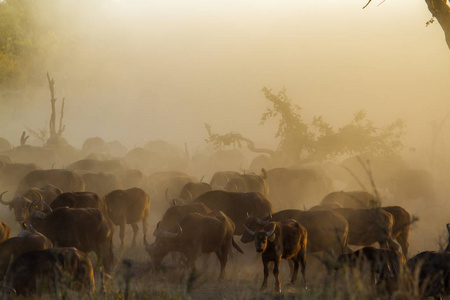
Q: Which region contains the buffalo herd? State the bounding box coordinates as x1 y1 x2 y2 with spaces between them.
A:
0 137 447 299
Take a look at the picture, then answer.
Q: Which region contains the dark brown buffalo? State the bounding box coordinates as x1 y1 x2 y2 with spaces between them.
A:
382 206 411 257
321 191 380 209
224 173 269 197
28 207 114 273
244 220 307 292
178 182 212 202
2 247 94 298
194 190 273 235
145 211 242 280
335 246 405 285
15 169 85 196
105 188 150 247
0 185 61 223
80 172 122 198
0 227 53 279
209 171 240 190
0 221 11 243
241 209 349 255
50 192 106 212
406 223 450 299
334 208 396 250
154 202 212 236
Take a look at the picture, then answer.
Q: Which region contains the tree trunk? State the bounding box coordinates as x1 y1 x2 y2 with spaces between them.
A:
426 0 450 49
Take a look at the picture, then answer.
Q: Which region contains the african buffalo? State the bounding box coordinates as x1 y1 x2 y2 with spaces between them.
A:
67 158 126 173
382 206 411 257
145 211 242 281
0 226 53 279
241 209 349 255
0 185 61 224
105 187 150 247
406 223 450 299
15 169 85 196
154 202 212 236
194 190 273 235
178 182 212 203
50 191 106 212
321 191 380 209
334 208 396 251
80 172 122 198
2 247 94 298
28 207 114 273
209 171 240 190
244 220 307 292
224 173 269 197
335 246 405 286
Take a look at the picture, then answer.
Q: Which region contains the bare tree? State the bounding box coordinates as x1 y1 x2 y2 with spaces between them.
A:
46 73 65 139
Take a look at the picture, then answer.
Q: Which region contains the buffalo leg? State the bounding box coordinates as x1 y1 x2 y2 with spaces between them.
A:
261 258 270 292
290 258 300 284
216 246 228 281
119 222 126 248
131 223 139 247
142 216 148 244
299 248 307 288
396 232 409 257
273 257 281 293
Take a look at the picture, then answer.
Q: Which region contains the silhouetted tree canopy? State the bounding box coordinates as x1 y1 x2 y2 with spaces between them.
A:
206 87 405 165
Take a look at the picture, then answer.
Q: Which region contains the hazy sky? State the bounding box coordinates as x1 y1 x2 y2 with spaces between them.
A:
3 0 449 156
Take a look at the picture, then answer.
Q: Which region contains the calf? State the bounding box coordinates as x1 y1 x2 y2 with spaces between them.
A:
245 219 307 292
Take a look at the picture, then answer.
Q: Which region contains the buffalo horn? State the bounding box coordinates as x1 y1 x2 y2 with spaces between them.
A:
0 191 14 205
186 189 193 201
43 200 52 214
157 223 182 238
28 193 44 214
244 225 256 237
28 223 38 233
265 223 276 237
256 213 271 225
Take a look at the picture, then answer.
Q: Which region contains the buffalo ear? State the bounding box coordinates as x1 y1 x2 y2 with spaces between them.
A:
268 233 276 242
447 223 450 234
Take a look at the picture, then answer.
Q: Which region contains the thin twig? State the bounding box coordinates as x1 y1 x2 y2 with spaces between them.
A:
363 0 372 9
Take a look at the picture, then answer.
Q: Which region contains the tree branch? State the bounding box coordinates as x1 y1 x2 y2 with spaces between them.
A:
425 0 450 49
47 72 57 138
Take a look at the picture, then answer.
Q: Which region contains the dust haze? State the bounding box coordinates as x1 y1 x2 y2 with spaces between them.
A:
1 0 450 258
